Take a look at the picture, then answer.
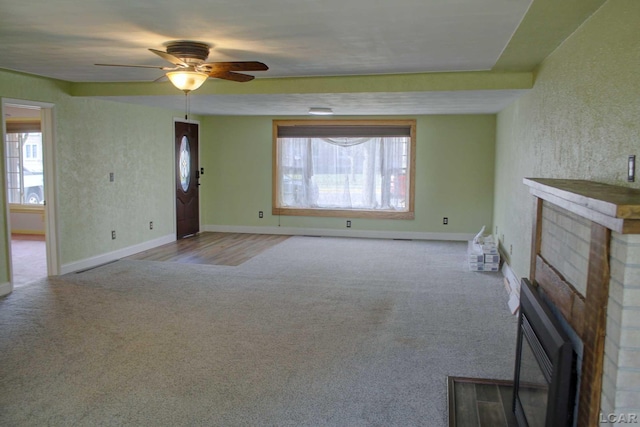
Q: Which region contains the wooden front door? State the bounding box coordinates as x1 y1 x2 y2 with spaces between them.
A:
175 121 199 239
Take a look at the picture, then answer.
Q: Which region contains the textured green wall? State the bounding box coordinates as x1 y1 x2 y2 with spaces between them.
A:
55 98 177 264
200 115 496 235
1 69 180 276
493 0 640 278
0 71 70 284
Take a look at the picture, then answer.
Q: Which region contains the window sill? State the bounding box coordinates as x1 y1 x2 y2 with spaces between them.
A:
272 207 414 220
9 204 45 214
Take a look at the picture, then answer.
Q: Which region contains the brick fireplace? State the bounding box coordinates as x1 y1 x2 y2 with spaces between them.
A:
522 178 640 426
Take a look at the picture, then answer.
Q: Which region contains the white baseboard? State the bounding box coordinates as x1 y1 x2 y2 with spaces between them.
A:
500 260 521 315
501 259 520 295
60 234 175 275
202 224 475 242
0 282 12 297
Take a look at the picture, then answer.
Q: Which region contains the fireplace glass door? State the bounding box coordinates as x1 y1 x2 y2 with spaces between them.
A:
513 279 576 427
515 316 550 427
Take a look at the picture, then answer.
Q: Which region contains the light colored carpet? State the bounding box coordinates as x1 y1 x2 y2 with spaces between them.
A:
0 236 518 426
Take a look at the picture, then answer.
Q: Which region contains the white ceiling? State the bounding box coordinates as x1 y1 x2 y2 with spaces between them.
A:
0 0 605 115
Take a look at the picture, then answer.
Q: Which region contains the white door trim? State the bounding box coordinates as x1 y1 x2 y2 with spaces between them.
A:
1 98 59 289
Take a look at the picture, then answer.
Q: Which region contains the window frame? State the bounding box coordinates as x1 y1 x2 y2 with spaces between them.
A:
272 119 416 219
6 132 43 206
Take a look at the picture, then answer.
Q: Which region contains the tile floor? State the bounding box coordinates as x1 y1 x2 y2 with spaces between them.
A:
449 377 518 427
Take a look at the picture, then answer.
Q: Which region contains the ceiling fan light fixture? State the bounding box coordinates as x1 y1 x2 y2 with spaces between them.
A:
166 70 208 92
308 107 333 116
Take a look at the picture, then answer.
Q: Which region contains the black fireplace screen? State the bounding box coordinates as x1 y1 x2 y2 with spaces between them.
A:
517 322 549 427
513 279 577 427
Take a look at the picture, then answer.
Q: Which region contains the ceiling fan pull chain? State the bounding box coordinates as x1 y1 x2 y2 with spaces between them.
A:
184 91 189 121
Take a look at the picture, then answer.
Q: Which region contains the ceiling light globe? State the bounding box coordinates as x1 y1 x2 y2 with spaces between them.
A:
167 71 208 92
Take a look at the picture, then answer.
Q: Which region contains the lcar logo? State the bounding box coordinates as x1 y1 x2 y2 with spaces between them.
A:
600 413 639 424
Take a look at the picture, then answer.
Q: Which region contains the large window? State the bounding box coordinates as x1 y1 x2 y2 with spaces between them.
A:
5 118 44 205
273 120 415 219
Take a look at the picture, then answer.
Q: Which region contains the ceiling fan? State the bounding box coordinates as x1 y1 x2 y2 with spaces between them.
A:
96 40 268 92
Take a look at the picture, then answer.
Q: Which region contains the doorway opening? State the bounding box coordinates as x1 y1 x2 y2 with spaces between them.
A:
3 100 58 290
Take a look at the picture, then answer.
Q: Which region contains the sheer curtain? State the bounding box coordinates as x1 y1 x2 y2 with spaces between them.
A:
277 136 409 210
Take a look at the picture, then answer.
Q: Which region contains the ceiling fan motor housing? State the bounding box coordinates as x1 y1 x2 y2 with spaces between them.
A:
166 41 210 64
95 40 266 83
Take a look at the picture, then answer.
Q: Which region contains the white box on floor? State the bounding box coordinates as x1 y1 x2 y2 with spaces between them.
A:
483 263 500 272
480 244 498 255
484 254 500 263
468 262 500 272
471 241 498 255
468 253 484 263
467 241 484 263
468 262 485 271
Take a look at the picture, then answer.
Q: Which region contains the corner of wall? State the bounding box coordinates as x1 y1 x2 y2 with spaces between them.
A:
0 281 12 297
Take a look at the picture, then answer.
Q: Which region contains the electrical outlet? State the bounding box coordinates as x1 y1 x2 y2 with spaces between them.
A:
109 172 114 182
346 220 351 228
149 221 153 230
259 211 263 218
629 155 636 182
443 217 448 225
510 244 513 255
111 230 116 240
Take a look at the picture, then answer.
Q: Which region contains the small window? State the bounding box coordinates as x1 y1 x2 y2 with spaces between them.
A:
273 120 415 219
5 132 44 205
179 136 191 192
24 144 38 159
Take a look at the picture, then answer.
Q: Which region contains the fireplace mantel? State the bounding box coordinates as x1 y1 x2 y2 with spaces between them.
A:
523 178 640 427
524 178 640 233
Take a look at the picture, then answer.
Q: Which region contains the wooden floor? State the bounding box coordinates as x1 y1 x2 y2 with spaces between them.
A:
448 377 518 427
126 232 291 266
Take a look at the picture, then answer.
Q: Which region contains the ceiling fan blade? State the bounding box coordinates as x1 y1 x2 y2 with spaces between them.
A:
95 63 175 70
207 71 255 82
149 49 189 67
200 61 268 72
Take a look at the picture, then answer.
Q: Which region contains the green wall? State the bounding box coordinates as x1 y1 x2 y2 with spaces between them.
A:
200 115 497 236
0 71 70 285
493 0 640 278
1 69 180 281
55 98 176 264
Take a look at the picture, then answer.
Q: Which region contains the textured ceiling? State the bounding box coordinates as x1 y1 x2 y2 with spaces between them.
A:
0 0 607 115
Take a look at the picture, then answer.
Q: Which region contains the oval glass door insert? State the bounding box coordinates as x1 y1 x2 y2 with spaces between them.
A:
179 136 191 192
